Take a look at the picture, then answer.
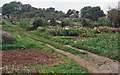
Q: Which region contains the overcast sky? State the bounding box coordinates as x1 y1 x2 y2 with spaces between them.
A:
0 0 120 14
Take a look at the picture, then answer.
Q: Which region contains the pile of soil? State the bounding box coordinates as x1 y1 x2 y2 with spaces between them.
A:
2 49 62 67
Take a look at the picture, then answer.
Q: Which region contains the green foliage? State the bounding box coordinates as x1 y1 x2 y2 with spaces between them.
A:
61 19 71 27
66 9 74 18
2 1 23 15
2 21 5 25
98 17 108 26
2 1 65 19
65 9 79 18
4 60 88 73
72 33 119 61
81 18 92 28
81 6 105 21
31 30 72 45
46 61 87 73
2 36 40 50
19 20 28 29
2 25 67 57
2 23 88 73
47 27 93 37
32 18 47 30
67 28 80 36
98 28 111 33
26 32 87 55
50 17 57 26
107 9 120 27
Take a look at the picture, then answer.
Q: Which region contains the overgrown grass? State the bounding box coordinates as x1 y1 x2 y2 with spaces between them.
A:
29 26 120 61
4 24 87 56
2 24 66 57
72 33 119 61
25 32 87 55
2 60 88 73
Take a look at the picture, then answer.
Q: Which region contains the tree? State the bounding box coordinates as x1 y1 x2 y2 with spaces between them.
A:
46 7 55 12
107 9 120 27
2 1 36 16
2 1 65 19
2 1 23 15
66 9 73 17
81 6 105 21
76 11 79 14
66 9 79 18
21 4 32 12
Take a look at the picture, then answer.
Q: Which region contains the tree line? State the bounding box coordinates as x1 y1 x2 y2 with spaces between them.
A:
1 1 120 27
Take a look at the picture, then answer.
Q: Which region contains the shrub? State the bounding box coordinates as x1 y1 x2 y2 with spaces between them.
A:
67 28 80 36
61 20 71 27
98 17 108 26
81 18 92 28
2 31 17 44
32 18 47 30
50 17 57 26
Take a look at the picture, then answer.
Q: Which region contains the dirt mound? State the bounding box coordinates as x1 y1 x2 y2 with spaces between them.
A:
2 49 62 67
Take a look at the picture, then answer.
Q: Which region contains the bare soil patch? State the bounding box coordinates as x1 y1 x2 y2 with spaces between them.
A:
2 49 62 67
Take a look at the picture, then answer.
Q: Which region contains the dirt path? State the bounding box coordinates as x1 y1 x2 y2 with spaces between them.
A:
64 45 119 73
26 35 119 73
45 44 118 73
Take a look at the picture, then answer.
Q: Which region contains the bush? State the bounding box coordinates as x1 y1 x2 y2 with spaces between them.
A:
32 18 47 30
2 31 17 44
81 18 92 28
61 20 71 27
50 17 57 26
98 17 108 26
67 28 80 36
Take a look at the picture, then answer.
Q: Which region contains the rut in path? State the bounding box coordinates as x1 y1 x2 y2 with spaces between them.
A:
27 36 118 73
